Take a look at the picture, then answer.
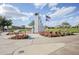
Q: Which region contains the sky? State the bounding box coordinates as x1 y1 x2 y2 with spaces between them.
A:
0 3 79 27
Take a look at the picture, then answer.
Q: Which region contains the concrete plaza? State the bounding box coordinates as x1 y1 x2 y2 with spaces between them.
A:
0 32 79 55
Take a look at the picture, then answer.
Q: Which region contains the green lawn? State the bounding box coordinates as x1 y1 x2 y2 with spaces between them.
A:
19 28 79 33
45 28 79 33
9 28 30 32
19 29 28 32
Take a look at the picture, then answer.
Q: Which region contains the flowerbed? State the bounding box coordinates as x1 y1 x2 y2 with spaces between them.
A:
10 32 29 39
39 31 74 37
6 32 15 35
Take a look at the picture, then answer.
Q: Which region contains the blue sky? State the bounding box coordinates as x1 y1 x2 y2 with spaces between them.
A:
0 3 79 27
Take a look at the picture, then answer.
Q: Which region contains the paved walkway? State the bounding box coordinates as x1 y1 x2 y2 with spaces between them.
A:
0 32 79 55
14 43 65 55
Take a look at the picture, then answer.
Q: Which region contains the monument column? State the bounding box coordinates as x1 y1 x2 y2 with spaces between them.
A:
34 13 44 33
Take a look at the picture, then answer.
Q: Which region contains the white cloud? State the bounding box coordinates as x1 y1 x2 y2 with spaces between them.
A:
45 3 59 15
48 3 58 8
33 3 46 9
61 16 79 26
45 20 62 27
45 15 79 27
48 3 59 12
49 6 76 18
33 3 58 11
34 4 77 27
20 17 28 21
23 12 33 16
73 16 79 25
50 7 59 11
0 4 33 21
0 4 23 17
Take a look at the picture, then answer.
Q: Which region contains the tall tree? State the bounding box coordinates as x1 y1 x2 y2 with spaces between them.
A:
6 19 12 28
0 16 12 31
0 16 3 27
0 17 7 31
61 22 71 28
75 24 79 28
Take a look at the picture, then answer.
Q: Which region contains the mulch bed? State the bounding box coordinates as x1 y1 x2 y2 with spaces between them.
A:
8 32 29 40
10 34 29 39
39 31 74 37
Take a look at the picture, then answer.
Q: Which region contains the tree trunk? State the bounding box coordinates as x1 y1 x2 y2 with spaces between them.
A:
2 26 4 32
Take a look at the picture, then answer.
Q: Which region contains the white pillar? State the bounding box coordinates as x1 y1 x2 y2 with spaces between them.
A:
34 13 44 33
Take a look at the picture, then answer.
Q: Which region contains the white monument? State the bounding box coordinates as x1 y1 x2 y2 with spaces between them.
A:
34 13 44 33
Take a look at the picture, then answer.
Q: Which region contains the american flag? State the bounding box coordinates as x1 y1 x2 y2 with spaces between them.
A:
46 15 51 21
